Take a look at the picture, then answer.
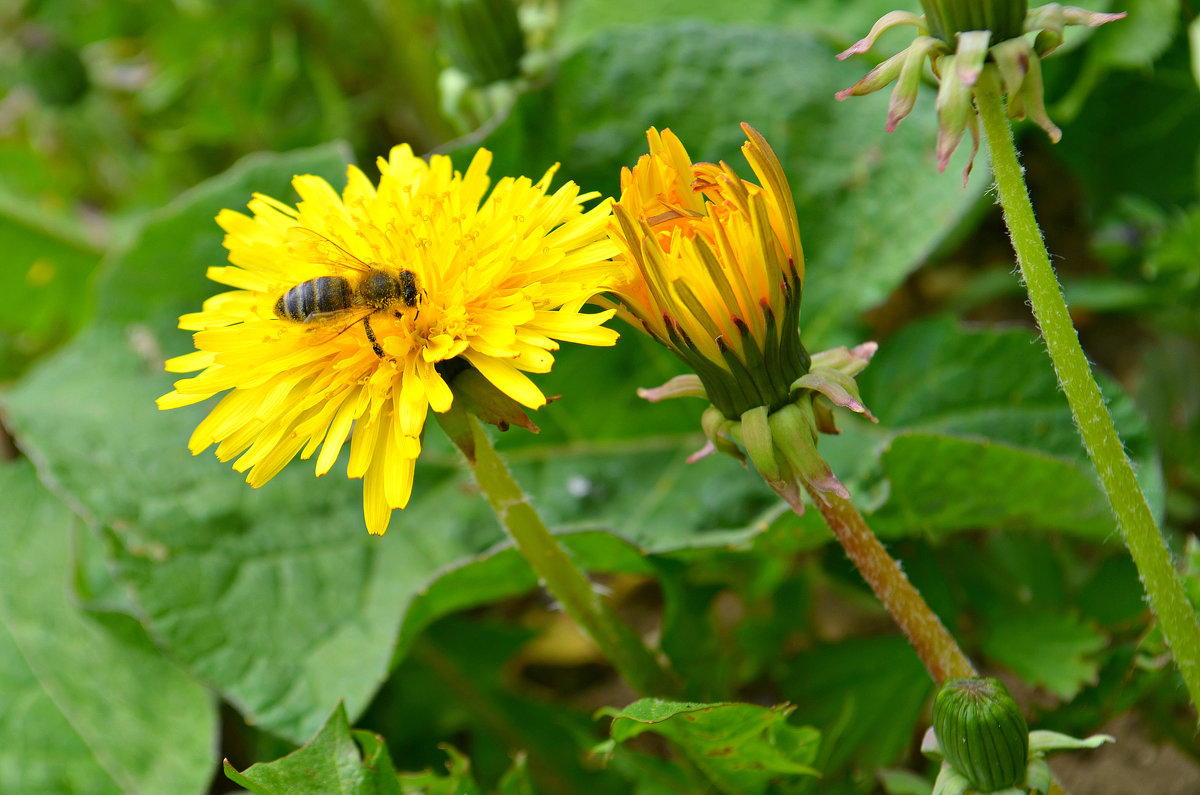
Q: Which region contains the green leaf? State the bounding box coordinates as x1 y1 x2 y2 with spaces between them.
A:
370 616 639 794
850 316 1164 539
394 527 655 663
8 327 500 742
94 142 353 332
598 699 820 795
1054 36 1200 214
979 610 1108 699
596 742 714 795
396 746 483 795
870 434 1121 538
506 437 774 550
224 702 403 795
495 753 535 795
1027 730 1114 754
879 768 935 795
0 460 216 795
0 187 102 377
1076 553 1150 627
460 21 989 346
556 0 908 49
1184 536 1200 608
1082 0 1179 70
1190 15 1200 91
778 636 932 774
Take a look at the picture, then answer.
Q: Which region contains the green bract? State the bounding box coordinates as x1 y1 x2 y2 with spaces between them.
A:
921 0 1029 43
932 678 1028 793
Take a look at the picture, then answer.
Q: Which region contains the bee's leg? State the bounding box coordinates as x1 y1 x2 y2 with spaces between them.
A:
363 316 385 358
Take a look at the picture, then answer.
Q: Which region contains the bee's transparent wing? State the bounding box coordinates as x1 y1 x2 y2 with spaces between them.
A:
301 304 376 344
286 227 369 274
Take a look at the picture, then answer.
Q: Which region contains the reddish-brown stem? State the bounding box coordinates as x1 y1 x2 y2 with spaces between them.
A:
810 488 977 683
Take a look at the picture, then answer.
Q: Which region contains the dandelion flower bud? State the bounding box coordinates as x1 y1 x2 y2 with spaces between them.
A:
605 124 876 513
933 677 1029 793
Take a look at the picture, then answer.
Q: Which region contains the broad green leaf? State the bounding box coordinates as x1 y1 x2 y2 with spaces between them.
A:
506 436 774 549
1054 37 1200 214
224 702 403 795
93 142 353 332
778 637 932 774
597 744 714 795
1081 0 1179 70
5 318 503 742
0 461 215 795
1075 553 1149 627
598 699 820 795
850 316 1164 539
460 21 990 347
650 550 812 701
394 527 656 663
939 534 1115 699
557 0 915 49
869 434 1120 538
980 610 1108 699
0 187 102 377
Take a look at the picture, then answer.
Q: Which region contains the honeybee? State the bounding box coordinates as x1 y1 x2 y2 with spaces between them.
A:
273 229 421 358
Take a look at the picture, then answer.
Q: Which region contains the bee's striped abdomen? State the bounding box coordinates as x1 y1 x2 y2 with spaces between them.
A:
274 276 352 322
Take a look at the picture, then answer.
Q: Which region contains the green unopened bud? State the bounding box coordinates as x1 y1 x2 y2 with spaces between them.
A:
612 124 876 513
438 0 525 85
933 677 1029 793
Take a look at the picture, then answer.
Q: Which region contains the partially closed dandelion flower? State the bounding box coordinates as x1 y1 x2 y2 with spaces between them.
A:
609 124 807 419
158 146 618 535
606 124 876 512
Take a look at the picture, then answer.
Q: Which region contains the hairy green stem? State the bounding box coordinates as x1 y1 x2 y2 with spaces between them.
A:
438 406 679 697
810 488 977 683
974 68 1200 715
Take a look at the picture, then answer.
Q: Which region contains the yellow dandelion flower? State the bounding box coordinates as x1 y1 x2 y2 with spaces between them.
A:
606 124 876 512
607 123 807 419
158 145 618 535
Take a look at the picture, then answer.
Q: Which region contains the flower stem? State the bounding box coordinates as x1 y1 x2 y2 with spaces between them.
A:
809 488 977 683
974 67 1200 714
811 490 1075 795
438 406 679 697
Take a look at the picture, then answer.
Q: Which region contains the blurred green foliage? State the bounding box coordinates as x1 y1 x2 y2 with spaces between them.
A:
2 0 1199 793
